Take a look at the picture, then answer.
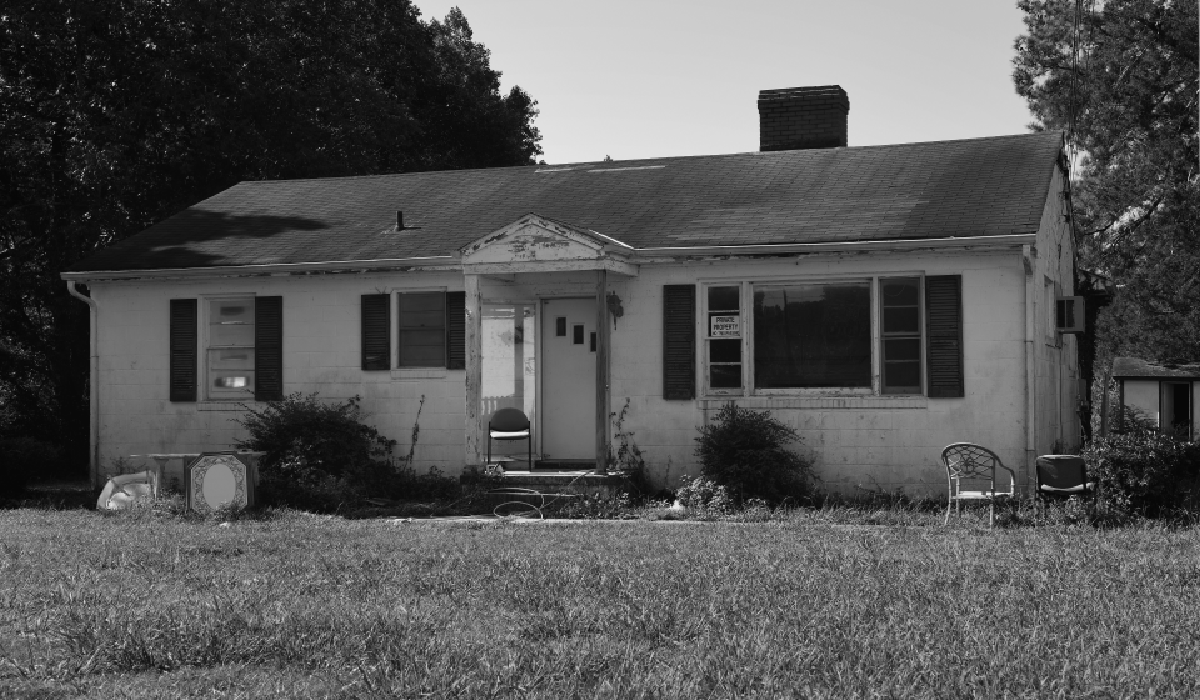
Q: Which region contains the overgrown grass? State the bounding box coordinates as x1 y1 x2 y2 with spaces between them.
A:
3 507 1200 698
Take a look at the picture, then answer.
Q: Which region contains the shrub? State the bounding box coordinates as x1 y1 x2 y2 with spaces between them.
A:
235 393 395 477
675 475 734 514
1084 429 1200 517
235 393 461 511
235 393 397 511
694 403 810 503
0 437 62 500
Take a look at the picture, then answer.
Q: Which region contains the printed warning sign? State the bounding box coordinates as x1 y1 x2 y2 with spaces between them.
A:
710 314 740 337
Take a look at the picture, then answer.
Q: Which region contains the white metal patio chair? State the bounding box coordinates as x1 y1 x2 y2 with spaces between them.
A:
941 442 1017 527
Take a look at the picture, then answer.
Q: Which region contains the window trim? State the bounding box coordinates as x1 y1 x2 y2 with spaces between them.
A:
698 272 932 398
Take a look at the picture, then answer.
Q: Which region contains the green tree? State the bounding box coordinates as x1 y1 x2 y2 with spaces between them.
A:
0 0 541 472
1013 0 1199 363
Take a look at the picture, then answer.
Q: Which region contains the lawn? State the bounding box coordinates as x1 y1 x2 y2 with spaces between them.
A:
3 508 1199 699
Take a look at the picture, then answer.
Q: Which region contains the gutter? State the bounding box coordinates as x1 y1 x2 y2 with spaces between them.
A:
633 233 1038 257
60 255 460 282
59 233 1038 282
66 281 100 488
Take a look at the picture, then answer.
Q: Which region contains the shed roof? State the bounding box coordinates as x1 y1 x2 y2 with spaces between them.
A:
1113 356 1200 380
69 131 1064 273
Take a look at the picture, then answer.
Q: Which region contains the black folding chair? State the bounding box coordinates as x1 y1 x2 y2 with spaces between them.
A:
487 408 532 469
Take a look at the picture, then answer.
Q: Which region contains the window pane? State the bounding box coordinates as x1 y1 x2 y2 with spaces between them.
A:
209 298 254 346
398 293 446 329
753 283 871 388
399 329 445 367
208 348 255 397
883 307 920 334
884 338 921 362
882 279 919 306
710 364 742 388
884 361 921 390
708 286 740 312
709 339 741 363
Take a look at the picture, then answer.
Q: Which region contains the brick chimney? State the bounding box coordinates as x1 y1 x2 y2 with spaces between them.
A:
758 85 849 151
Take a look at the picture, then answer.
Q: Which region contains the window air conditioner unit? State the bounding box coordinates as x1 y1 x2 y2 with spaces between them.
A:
1056 296 1084 334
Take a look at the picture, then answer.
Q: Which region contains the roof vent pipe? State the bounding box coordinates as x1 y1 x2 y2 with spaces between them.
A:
396 210 404 231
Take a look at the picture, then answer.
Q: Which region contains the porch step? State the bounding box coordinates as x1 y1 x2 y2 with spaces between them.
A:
533 459 595 470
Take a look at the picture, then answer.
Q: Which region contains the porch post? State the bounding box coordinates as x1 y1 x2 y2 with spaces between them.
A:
464 273 483 468
595 269 610 474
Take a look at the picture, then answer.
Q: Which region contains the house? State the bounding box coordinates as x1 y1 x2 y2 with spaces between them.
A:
62 85 1081 495
1112 356 1198 439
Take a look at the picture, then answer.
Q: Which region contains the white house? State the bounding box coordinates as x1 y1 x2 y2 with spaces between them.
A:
63 85 1081 495
1113 356 1198 439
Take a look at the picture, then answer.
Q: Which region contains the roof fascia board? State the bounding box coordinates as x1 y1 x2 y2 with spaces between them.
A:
60 233 1037 281
632 233 1038 258
60 256 459 282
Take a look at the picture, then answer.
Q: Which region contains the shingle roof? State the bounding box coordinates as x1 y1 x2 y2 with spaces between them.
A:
70 131 1063 272
1113 356 1200 380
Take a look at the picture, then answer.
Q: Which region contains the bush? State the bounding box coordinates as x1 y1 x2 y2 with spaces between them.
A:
675 475 734 514
694 403 810 504
235 393 460 512
1084 429 1200 517
0 437 62 499
236 393 394 477
235 393 397 511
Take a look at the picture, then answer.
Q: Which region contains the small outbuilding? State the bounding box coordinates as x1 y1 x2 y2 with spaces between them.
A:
1113 356 1199 439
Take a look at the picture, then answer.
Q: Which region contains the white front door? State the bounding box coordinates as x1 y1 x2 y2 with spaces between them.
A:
541 298 596 461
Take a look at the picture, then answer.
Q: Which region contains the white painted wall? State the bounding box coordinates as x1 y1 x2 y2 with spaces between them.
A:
1030 165 1081 465
608 250 1031 496
90 270 467 481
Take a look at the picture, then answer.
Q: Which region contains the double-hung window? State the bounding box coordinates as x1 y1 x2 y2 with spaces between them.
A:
208 297 256 398
880 278 922 394
398 292 448 367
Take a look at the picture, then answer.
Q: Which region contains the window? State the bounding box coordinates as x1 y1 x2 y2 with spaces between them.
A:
706 285 742 390
398 292 447 367
753 281 871 389
686 276 961 397
880 278 922 394
208 297 255 399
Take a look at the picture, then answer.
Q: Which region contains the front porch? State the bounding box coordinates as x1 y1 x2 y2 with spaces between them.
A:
460 214 639 475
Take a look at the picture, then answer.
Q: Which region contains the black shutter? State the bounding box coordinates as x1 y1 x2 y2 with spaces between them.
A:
663 284 696 400
361 294 390 370
925 275 964 398
255 296 284 401
446 291 466 370
169 299 197 402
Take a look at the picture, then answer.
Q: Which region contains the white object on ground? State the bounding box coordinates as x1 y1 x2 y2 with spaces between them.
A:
96 471 158 510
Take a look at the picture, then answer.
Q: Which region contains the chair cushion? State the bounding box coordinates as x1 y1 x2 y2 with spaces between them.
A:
490 430 529 439
1038 483 1094 493
954 490 998 500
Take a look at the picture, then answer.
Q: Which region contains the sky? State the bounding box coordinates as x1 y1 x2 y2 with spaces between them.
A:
412 0 1037 166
